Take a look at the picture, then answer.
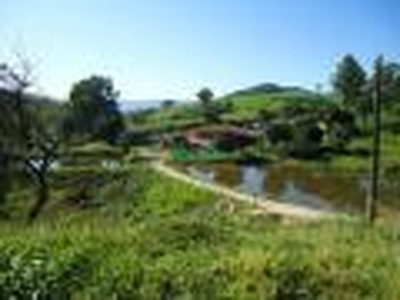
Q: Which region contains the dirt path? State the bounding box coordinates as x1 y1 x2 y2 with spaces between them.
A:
151 161 339 220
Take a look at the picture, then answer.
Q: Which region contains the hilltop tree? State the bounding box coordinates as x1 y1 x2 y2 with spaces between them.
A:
197 87 213 106
66 76 125 144
196 87 221 123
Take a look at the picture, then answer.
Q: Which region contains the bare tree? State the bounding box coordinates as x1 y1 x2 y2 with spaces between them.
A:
0 57 59 221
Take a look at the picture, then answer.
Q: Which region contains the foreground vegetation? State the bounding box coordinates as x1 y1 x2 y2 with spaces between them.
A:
1 53 400 298
0 163 399 299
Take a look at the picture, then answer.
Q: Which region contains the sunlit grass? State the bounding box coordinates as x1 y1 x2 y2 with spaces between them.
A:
1 163 400 298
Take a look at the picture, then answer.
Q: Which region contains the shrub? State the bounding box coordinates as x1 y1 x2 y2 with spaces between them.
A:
0 245 95 299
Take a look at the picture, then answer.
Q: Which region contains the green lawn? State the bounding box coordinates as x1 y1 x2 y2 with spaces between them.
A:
169 146 241 163
1 163 400 299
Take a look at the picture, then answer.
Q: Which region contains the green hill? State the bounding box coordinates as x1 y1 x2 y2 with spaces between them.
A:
223 82 319 99
127 83 335 128
218 84 334 120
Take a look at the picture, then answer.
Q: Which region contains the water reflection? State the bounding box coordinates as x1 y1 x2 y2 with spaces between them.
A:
187 166 214 184
177 162 399 214
278 180 335 211
238 165 265 197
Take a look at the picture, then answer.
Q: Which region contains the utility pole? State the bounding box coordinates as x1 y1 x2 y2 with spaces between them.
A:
367 55 383 224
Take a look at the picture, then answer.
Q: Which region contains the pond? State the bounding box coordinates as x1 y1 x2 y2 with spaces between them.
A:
173 161 400 215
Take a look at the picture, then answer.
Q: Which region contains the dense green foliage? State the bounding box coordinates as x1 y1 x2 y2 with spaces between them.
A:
377 61 400 109
333 54 367 110
65 76 125 144
333 55 400 132
1 164 400 299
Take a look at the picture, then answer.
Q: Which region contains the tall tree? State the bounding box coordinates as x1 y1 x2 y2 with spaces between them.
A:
333 55 368 130
67 76 124 144
196 87 221 123
333 54 367 108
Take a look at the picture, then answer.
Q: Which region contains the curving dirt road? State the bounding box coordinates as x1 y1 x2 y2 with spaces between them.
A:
151 161 340 220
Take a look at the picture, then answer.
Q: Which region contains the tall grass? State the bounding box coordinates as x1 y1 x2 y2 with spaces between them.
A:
1 164 400 299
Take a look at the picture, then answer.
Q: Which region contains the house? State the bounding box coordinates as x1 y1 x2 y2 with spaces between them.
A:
182 125 258 151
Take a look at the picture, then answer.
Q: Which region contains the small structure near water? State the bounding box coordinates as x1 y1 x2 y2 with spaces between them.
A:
164 125 260 162
180 125 258 151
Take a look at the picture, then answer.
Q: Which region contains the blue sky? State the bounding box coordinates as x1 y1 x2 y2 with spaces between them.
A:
1 0 399 100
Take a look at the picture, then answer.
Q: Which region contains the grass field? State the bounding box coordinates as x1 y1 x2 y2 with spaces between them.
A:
128 90 334 129
1 163 400 299
220 92 334 121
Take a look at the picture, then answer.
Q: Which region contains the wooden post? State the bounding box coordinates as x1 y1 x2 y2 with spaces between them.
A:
367 55 383 224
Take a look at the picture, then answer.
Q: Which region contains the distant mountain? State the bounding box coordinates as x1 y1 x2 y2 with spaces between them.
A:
119 99 186 112
223 83 319 99
119 100 162 112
